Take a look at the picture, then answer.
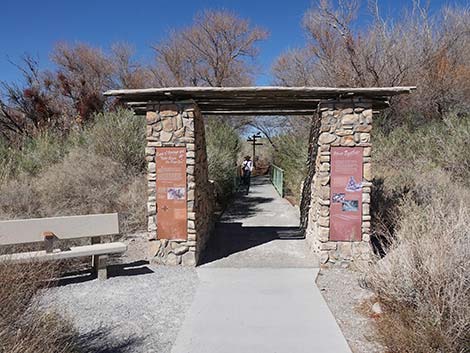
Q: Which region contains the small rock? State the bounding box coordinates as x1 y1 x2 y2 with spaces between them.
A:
341 114 358 125
372 302 383 315
149 240 161 257
319 133 337 145
340 135 355 146
363 163 373 181
160 130 173 142
166 252 180 265
320 252 329 264
182 252 196 266
146 111 159 124
173 245 189 256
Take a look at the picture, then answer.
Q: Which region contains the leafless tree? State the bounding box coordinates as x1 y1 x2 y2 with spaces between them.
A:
272 0 470 122
152 10 268 87
0 55 65 143
49 42 117 123
111 42 155 89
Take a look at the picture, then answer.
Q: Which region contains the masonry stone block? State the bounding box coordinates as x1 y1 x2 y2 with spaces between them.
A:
303 101 375 266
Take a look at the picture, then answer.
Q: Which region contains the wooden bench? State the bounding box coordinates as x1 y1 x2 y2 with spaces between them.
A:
0 213 127 280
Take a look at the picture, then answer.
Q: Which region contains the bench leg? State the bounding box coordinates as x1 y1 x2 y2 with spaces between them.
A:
92 255 108 280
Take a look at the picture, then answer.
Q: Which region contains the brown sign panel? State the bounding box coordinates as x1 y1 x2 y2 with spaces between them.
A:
155 147 187 240
330 147 363 241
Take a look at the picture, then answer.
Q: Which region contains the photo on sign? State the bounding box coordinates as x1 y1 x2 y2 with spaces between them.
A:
332 193 345 203
167 187 185 200
342 200 359 212
345 176 362 192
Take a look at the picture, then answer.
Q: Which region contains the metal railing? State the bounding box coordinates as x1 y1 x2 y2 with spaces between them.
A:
270 164 284 197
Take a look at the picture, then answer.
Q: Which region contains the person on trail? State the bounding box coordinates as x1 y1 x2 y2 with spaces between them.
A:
241 155 253 195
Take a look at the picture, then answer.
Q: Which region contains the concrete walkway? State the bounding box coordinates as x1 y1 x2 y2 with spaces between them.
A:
199 176 317 268
172 177 351 353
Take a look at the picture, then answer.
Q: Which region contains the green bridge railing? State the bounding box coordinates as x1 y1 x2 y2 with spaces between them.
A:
270 164 284 197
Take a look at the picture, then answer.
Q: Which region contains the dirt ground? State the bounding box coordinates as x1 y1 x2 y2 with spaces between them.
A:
316 268 384 353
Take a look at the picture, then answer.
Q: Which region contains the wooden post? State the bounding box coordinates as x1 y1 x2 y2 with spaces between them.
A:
91 236 107 279
42 231 55 253
92 255 108 280
247 133 263 169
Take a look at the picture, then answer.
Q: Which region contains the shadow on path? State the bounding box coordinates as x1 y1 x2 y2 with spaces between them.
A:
199 223 303 266
200 176 317 268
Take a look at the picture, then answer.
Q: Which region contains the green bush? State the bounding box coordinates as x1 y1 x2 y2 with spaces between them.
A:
80 109 146 173
0 109 147 232
0 132 68 184
272 132 309 202
374 113 470 190
205 118 241 202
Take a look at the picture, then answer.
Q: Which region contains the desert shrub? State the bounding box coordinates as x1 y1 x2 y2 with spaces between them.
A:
367 114 470 352
367 174 470 353
0 132 68 184
272 132 309 202
0 176 40 219
0 140 17 186
35 149 129 216
205 118 241 202
0 148 147 232
80 109 146 173
0 261 81 353
372 114 470 238
374 113 470 188
0 148 146 233
0 109 147 232
116 174 147 233
17 132 69 176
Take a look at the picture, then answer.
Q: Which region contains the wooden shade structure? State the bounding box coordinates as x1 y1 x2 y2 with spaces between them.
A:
104 86 416 115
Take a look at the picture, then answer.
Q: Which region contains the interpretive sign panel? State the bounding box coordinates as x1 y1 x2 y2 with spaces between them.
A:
156 147 187 240
330 147 363 241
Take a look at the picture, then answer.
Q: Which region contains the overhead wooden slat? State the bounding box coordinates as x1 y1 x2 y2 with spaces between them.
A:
105 86 414 115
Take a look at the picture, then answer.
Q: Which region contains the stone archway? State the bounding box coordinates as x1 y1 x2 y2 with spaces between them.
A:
105 86 415 266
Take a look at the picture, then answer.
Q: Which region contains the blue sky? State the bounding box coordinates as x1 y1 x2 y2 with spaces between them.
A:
0 0 466 86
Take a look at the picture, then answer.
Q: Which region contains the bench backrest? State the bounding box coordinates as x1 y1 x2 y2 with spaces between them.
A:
0 213 119 246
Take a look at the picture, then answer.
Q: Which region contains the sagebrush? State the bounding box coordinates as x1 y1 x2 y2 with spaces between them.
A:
367 114 470 353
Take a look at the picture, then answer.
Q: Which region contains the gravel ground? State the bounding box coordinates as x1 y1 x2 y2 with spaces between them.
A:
36 233 381 353
39 263 198 353
316 268 384 353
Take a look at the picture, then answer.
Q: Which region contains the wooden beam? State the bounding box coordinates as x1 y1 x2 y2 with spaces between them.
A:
104 86 417 98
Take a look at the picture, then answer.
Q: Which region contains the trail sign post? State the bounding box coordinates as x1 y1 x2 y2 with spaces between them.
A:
247 132 263 167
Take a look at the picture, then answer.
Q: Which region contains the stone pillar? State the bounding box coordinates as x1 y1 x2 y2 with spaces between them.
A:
145 101 214 266
305 100 373 265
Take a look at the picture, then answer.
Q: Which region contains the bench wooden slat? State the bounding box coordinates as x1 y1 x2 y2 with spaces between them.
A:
0 242 127 263
0 213 119 246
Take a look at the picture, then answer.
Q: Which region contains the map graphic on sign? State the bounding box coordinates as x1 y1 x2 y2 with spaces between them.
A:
167 187 185 200
345 176 362 192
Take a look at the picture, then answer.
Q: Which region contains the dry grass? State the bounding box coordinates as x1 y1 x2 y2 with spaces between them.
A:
366 115 470 353
368 182 469 352
0 109 147 233
0 261 81 353
0 150 147 233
